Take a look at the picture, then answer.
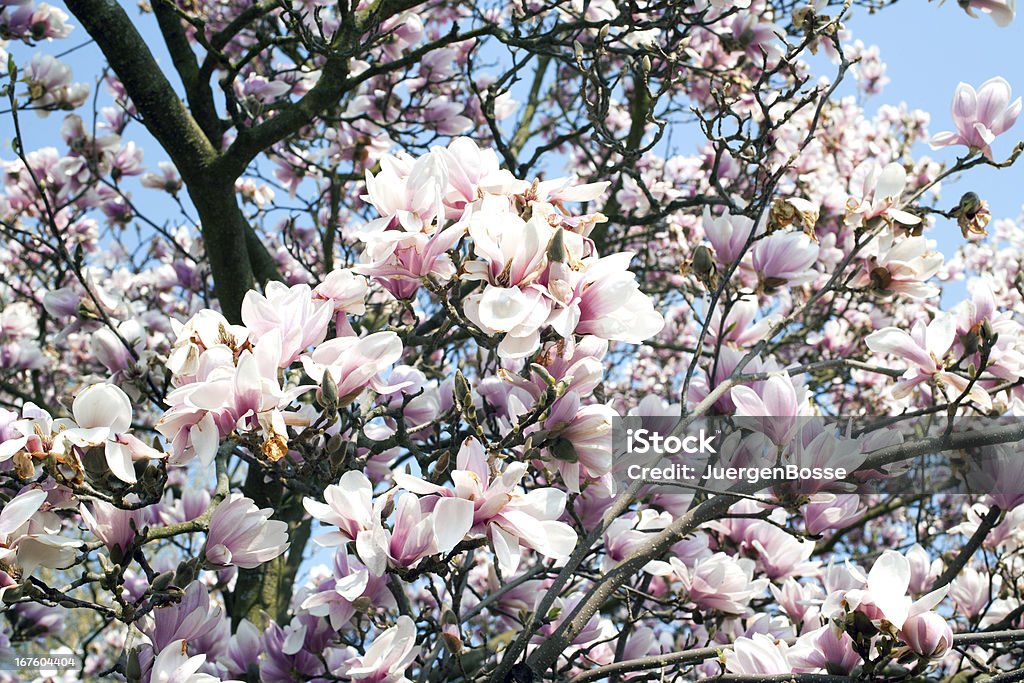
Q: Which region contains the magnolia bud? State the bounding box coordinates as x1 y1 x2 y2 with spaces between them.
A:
1 584 24 603
454 370 472 410
691 245 714 277
530 363 556 387
150 571 175 592
901 612 953 659
318 371 339 408
547 226 566 263
550 437 578 463
125 648 143 683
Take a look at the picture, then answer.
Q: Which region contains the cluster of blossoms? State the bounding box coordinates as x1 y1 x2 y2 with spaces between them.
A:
2 0 1024 680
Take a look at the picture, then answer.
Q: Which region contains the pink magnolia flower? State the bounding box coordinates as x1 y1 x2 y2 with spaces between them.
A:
739 520 820 581
150 638 240 683
81 499 143 559
726 633 792 675
241 282 334 368
906 543 942 595
362 150 447 233
464 208 552 288
655 553 768 615
237 73 291 104
845 161 921 227
0 488 81 577
769 578 824 627
165 309 249 381
141 580 224 652
356 223 465 300
203 494 290 569
541 392 616 493
158 332 305 466
730 374 811 445
313 269 368 334
23 53 89 113
751 232 820 288
304 470 381 547
950 566 989 618
842 550 949 630
702 206 756 265
439 137 527 218
931 78 1022 159
346 615 417 683
789 625 862 673
300 547 393 630
866 312 991 408
63 383 162 483
601 510 672 573
546 251 665 346
959 0 1016 27
300 331 405 405
802 493 862 535
900 611 954 659
394 437 578 574
856 233 943 299
385 493 438 568
140 161 182 194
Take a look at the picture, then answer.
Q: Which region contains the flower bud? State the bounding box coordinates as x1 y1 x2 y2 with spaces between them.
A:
900 611 953 659
691 245 715 277
150 571 175 593
318 370 339 409
547 226 567 263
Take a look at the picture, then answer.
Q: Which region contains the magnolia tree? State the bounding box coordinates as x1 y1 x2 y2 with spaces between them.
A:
3 0 1024 680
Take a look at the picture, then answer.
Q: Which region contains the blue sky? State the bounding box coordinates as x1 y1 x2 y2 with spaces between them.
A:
847 1 1023 222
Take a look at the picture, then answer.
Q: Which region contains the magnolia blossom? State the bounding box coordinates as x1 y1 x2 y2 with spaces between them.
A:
789 625 862 673
304 471 380 547
204 494 290 569
23 53 89 113
840 549 949 630
362 149 447 233
654 553 768 615
150 639 241 683
901 611 954 659
751 232 820 289
959 0 1016 28
866 312 991 408
64 383 162 483
0 487 81 577
858 233 943 299
726 633 792 675
845 161 921 227
703 208 755 265
158 331 306 465
730 374 811 445
394 437 578 574
548 251 666 346
80 499 143 559
346 615 417 683
931 78 1022 159
241 282 334 367
300 332 405 406
300 547 393 629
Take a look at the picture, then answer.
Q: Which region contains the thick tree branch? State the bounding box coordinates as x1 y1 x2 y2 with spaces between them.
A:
153 0 224 146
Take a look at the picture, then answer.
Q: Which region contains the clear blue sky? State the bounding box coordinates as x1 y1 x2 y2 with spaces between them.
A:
845 1 1023 223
